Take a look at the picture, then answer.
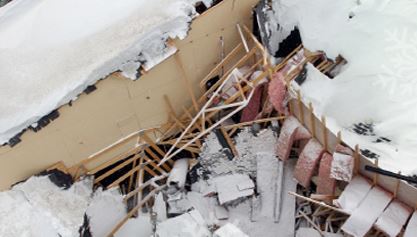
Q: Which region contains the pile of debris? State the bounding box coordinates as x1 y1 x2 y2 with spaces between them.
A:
131 126 298 237
0 169 126 237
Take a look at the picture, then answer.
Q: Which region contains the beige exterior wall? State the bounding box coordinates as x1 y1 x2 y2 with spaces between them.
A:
0 0 259 190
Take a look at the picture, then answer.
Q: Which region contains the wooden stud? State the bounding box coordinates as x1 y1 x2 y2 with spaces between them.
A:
394 171 401 198
237 24 250 53
373 158 379 186
108 164 144 189
336 131 342 145
354 145 360 176
200 43 243 88
94 153 141 184
296 90 304 124
128 157 139 192
289 191 349 215
201 46 258 100
308 102 316 138
110 185 167 236
87 146 141 175
144 147 172 171
143 156 166 175
144 165 158 177
273 45 302 72
141 133 165 157
220 127 238 157
321 116 328 151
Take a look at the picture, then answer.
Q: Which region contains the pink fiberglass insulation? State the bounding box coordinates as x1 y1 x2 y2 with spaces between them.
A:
330 152 354 182
293 138 325 188
374 200 413 237
276 116 311 161
268 72 287 114
335 144 353 155
317 152 336 195
240 84 265 123
341 186 393 237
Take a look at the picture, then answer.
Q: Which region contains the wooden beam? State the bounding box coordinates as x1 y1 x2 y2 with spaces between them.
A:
289 191 349 215
109 185 167 236
107 164 144 189
141 132 166 157
237 24 250 53
220 127 238 157
143 156 166 175
222 116 285 130
321 116 328 151
308 102 316 138
87 146 141 175
200 43 243 87
144 147 172 171
296 90 304 124
94 153 141 184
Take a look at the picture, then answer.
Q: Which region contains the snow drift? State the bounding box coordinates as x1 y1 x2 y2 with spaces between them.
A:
0 0 209 144
271 0 417 174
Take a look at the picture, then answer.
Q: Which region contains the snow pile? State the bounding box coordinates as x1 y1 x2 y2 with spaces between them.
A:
0 175 126 237
115 215 153 237
155 210 211 237
0 0 211 144
86 188 127 237
271 0 417 174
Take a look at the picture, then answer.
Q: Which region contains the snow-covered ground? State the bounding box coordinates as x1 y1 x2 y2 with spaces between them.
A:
0 0 211 144
271 0 417 175
0 175 126 237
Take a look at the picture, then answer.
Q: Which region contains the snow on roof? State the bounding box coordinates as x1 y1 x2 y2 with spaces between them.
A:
0 0 209 144
272 0 417 174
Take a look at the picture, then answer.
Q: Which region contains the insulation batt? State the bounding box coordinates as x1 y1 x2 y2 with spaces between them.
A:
330 152 354 182
341 186 393 237
167 158 189 190
317 152 336 195
374 200 413 237
293 138 325 188
268 72 287 114
276 116 311 161
404 211 417 237
334 176 372 214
